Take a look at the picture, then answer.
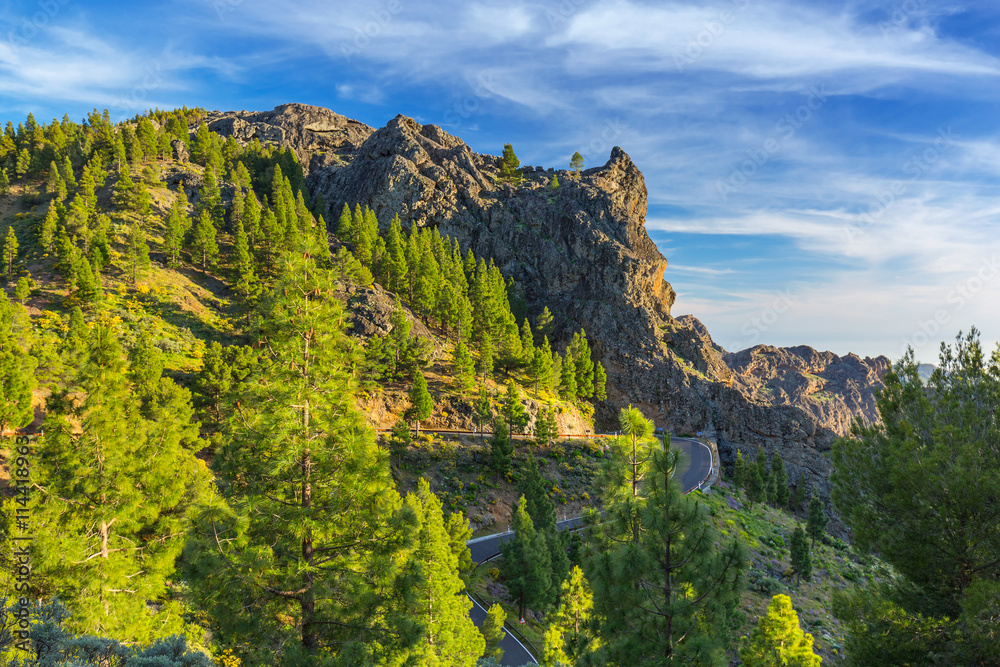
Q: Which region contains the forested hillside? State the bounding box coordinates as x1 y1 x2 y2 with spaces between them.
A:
0 107 996 667
0 108 611 665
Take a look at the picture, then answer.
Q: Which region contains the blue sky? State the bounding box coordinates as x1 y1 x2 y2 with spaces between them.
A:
2 0 999 361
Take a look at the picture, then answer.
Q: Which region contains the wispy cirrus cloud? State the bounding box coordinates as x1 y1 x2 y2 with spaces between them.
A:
2 0 999 359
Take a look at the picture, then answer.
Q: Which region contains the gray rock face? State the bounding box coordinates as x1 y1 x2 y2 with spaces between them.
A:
340 281 435 351
201 103 375 174
201 104 891 518
724 345 889 436
171 139 189 163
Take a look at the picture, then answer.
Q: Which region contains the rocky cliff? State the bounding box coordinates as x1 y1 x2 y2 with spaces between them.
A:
200 104 890 511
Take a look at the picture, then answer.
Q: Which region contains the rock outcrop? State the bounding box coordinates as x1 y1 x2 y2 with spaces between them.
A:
201 103 374 174
200 104 891 516
725 345 889 436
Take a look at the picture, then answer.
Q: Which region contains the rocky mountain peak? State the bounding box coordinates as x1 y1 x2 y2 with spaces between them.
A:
198 104 893 519
202 103 374 173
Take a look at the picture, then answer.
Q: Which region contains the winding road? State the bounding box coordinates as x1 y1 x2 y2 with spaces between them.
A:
465 436 714 665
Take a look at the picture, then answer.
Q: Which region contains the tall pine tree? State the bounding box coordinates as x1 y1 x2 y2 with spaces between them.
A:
185 233 407 662
393 479 484 666
33 324 211 642
500 496 552 621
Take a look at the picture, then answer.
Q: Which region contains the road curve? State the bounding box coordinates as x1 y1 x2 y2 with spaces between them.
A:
467 594 537 667
465 437 713 664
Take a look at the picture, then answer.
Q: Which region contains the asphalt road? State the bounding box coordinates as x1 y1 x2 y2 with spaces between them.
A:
467 594 537 667
465 436 714 664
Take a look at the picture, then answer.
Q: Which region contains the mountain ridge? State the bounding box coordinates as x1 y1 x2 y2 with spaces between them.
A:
202 103 891 511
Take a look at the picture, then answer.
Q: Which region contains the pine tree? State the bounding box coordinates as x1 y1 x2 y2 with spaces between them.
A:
478 335 494 381
40 201 59 252
230 187 245 229
113 166 135 211
384 213 408 293
499 143 522 184
15 147 30 178
520 453 570 603
548 174 559 190
482 603 507 662
33 324 210 642
197 165 223 226
65 196 90 249
14 275 30 304
500 380 528 436
127 329 165 406
0 168 10 195
559 353 577 401
542 565 594 667
772 452 790 509
191 209 219 269
185 234 405 659
395 479 485 666
452 341 475 392
191 122 213 165
570 330 594 398
618 404 654 498
741 594 822 667
807 493 827 549
163 197 190 268
1 225 18 277
0 336 37 437
500 495 552 620
587 442 747 665
259 206 283 271
593 361 607 401
387 418 412 467
243 190 262 249
789 472 808 510
60 155 76 188
570 151 584 177
74 253 100 305
125 221 150 284
406 371 434 434
232 220 259 325
534 405 559 447
734 450 747 496
336 202 353 240
46 159 60 194
455 293 473 347
489 420 514 482
475 384 493 437
520 318 535 368
790 525 812 586
747 459 766 511
528 343 551 395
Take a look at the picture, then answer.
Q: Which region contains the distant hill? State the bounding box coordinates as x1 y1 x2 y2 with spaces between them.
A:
918 363 936 383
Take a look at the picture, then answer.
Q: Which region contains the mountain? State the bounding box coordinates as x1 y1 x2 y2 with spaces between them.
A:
917 363 936 384
204 103 891 510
